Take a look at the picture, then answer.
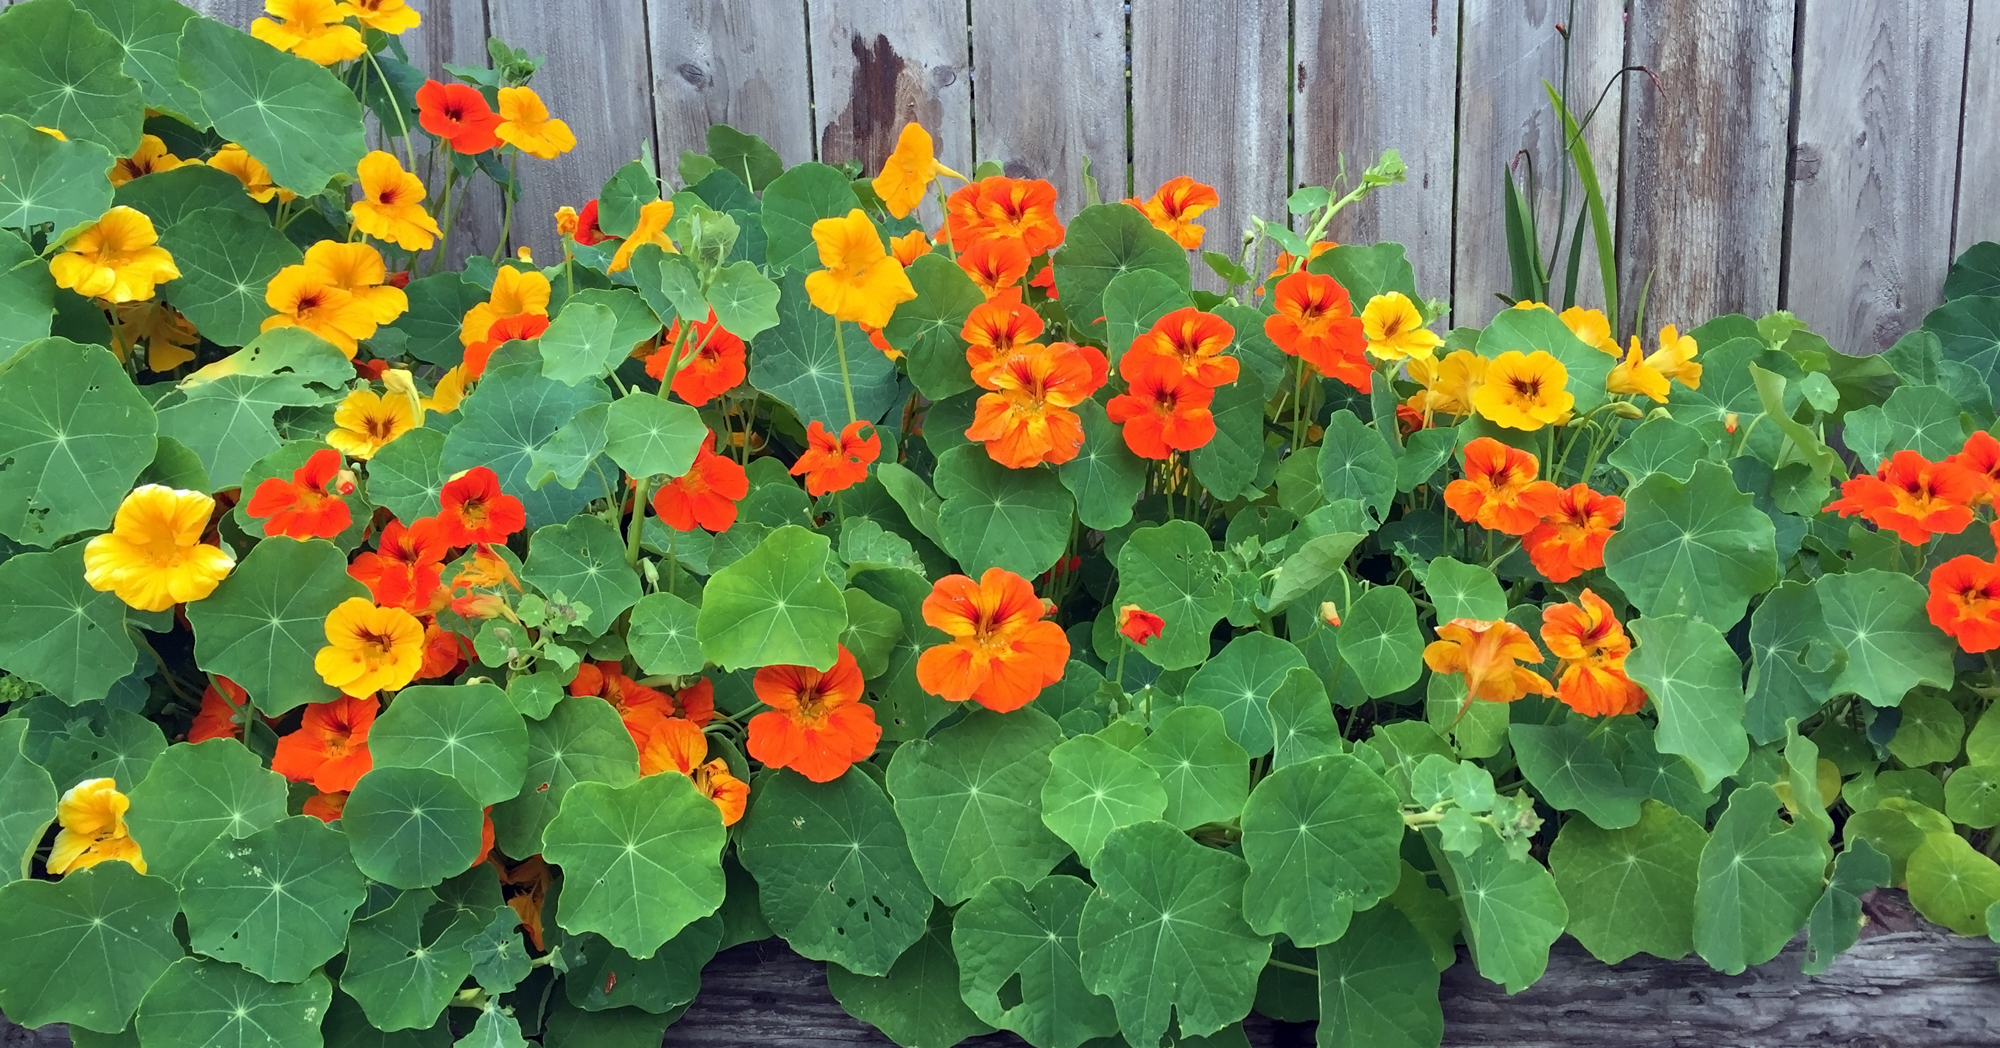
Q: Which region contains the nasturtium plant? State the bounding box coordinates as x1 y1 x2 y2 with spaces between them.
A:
0 4 1996 1044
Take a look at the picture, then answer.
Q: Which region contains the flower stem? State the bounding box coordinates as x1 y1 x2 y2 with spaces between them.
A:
625 476 651 568
492 152 519 262
364 47 418 170
833 319 858 425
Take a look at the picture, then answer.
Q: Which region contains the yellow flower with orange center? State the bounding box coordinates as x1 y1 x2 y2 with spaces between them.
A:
346 0 419 33
608 199 676 274
115 301 201 372
422 365 470 414
1404 349 1485 421
460 265 553 347
1607 325 1702 403
352 150 442 251
889 229 933 267
1471 350 1572 431
207 143 296 204
109 135 193 187
83 486 236 612
494 86 576 160
804 209 917 329
250 0 366 65
314 597 426 696
261 264 378 358
50 207 180 304
1361 292 1443 361
327 387 418 460
47 778 144 876
304 240 407 325
1422 617 1553 721
871 122 965 219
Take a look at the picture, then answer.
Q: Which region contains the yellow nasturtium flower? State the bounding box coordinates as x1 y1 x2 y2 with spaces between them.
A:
346 0 420 34
1361 292 1443 362
352 150 442 251
251 0 366 65
110 135 193 187
1607 325 1702 404
804 209 917 329
422 365 470 414
871 123 964 219
460 265 553 347
1559 306 1620 356
208 143 296 204
304 241 407 325
47 779 145 876
49 207 180 304
1406 349 1486 422
115 301 201 372
495 86 577 160
1472 350 1573 431
608 199 676 274
83 486 236 612
327 388 419 460
314 597 426 697
261 264 377 359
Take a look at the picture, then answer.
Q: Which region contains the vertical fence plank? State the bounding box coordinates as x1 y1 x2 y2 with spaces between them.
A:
395 3 503 268
969 0 1125 218
180 0 262 26
1294 0 1460 298
1620 0 1794 337
1956 1 1999 256
486 0 655 262
1130 1 1290 289
647 0 815 172
807 0 973 185
1454 0 1626 325
1788 0 1970 352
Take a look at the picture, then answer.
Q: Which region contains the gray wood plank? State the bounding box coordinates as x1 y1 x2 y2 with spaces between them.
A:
1455 0 1626 326
647 0 815 173
393 1 504 269
179 0 262 25
1294 0 1460 301
1956 1 1999 257
969 0 1125 219
1130 0 1290 289
807 0 974 187
1619 0 1794 339
1788 0 1970 353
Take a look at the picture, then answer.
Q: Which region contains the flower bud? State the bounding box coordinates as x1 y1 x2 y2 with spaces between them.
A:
1320 601 1342 628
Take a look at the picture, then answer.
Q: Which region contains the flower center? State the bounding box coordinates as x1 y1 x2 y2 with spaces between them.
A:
1509 375 1543 400
364 413 398 440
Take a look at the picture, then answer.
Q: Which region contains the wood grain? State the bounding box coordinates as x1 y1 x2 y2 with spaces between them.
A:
647 0 815 172
1294 0 1461 301
806 0 974 186
394 0 504 269
1787 0 1970 353
1619 0 1795 338
968 0 1125 219
1956 0 2000 257
1130 0 1291 290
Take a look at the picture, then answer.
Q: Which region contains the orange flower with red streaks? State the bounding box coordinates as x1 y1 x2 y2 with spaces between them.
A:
302 791 347 823
1264 270 1370 391
1928 555 2000 653
349 517 449 612
1118 604 1166 646
189 677 251 744
1539 589 1646 717
889 229 933 267
1444 437 1564 536
418 625 472 680
1029 265 1057 300
1127 176 1219 249
963 288 1047 379
1423 618 1552 716
945 177 1065 256
638 718 749 826
416 80 502 155
790 421 880 496
245 448 355 540
916 568 1070 712
1949 431 2000 505
1129 307 1239 388
669 678 716 726
464 311 548 380
652 431 749 533
644 311 746 406
1522 484 1624 583
271 695 378 793
958 236 1030 299
570 660 677 747
1105 351 1217 459
1826 450 1983 544
747 646 880 783
965 341 1109 469
437 468 527 546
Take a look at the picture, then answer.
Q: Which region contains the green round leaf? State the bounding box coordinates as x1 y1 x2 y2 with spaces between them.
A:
758 162 860 273
1907 831 2000 936
136 957 330 1048
70 0 203 120
1268 668 1343 769
113 163 264 232
561 916 720 1015
1333 585 1425 699
933 443 1075 579
826 908 994 1048
1039 733 1167 864
537 301 623 385
1818 569 1958 709
748 269 900 428
177 18 365 195
1102 269 1190 357
885 252 985 400
125 739 288 885
521 515 644 636
885 707 1070 904
1747 580 1845 744
707 261 780 341
1509 720 1645 830
695 524 847 671
1312 905 1441 1048
442 341 612 528
154 371 329 494
339 886 476 1033
1437 831 1568 993
491 695 638 858
1240 753 1403 947
1804 839 1892 975
180 815 367 982
343 766 484 890
388 273 488 367
1549 799 1706 964
1317 411 1395 525
0 339 157 546
41 707 163 792
1112 520 1231 671
367 426 446 523
1625 615 1750 793
603 395 706 481
1189 369 1267 505
158 206 303 348
1888 687 1966 766
0 228 55 359
0 540 136 704
0 0 143 155
0 862 183 1033
1184 632 1310 757
953 875 1118 1048
1926 294 2000 404
1602 460 1779 630
0 720 56 883
543 773 727 960
1134 705 1250 829
1051 203 1191 343
1308 242 1421 309
371 683 530 806
1947 766 2000 829
1058 399 1147 531
1692 782 1827 974
839 587 903 678
187 536 368 714
0 114 115 234
626 591 703 677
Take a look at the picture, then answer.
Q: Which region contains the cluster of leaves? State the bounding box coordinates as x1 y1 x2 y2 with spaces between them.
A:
6 1 2000 1047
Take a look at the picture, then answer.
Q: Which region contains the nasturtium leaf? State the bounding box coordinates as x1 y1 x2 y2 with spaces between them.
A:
1423 557 1507 621
1841 384 1968 470
187 537 367 714
560 916 720 1014
339 887 476 1032
457 1005 530 1048
1313 905 1441 1048
1548 800 1706 964
1308 242 1421 308
1077 820 1271 1046
1617 724 1718 819
371 684 529 806
1051 203 1191 343
160 205 303 347
626 591 703 677
543 773 727 960
344 766 484 890
1334 584 1425 698
1803 840 1891 975
0 339 157 546
1316 411 1396 525
536 301 623 385
826 909 995 1048
954 874 1119 1048
1239 754 1403 947
0 720 56 882
492 696 638 858
1946 242 2000 300
1625 615 1749 792
135 958 330 1048
1815 569 1957 708
178 18 365 194
184 326 353 386
1183 632 1310 757
886 708 1070 903
0 228 54 360
1907 832 2000 936
460 906 532 996
750 270 901 428
736 768 933 976
886 252 985 400
179 815 367 982
596 160 658 239
1268 668 1343 769
0 0 142 155
1888 688 1965 766
443 341 612 528
0 862 182 1032
1262 533 1364 613
521 516 642 635
1060 399 1148 531
114 164 264 235
322 993 450 1048
125 739 288 885
1113 520 1230 670
933 444 1075 578
41 708 163 797
388 273 488 366
840 587 903 677
603 395 705 481
1134 705 1251 829
1947 766 2000 828
1746 580 1845 744
1039 732 1168 864
1508 720 1644 830
70 0 203 119
0 114 115 235
1605 415 1713 484
1473 303 1610 414
1692 783 1827 973
707 260 781 342
696 524 847 671
1104 269 1190 358
0 541 135 704
1602 461 1777 629
1436 830 1568 993
368 426 447 523
541 1002 668 1048
759 162 860 274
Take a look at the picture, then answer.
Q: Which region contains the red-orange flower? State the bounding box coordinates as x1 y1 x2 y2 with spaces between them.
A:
1126 176 1219 249
1951 431 2000 505
302 791 347 822
963 288 1047 379
747 646 881 783
569 660 677 747
189 677 251 743
1029 265 1057 300
1539 589 1646 717
1129 307 1239 388
644 311 746 406
1118 604 1165 646
573 199 609 246
958 236 1030 299
666 678 716 727
1444 438 1564 536
416 80 502 155
470 808 495 868
1264 270 1370 391
418 625 472 680
1422 618 1552 715
638 718 749 826
652 431 749 532
790 420 880 496
1826 450 1983 544
1105 351 1217 459
965 341 1109 468
348 517 449 612
464 311 549 380
915 568 1069 712
271 695 378 793
437 468 527 546
945 177 1065 256
1928 555 2000 653
1522 484 1624 583
245 449 354 540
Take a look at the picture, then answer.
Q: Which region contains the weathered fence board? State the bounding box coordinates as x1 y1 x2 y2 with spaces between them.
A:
1956 0 1999 257
806 0 974 185
968 0 1126 218
396 0 503 266
647 0 817 173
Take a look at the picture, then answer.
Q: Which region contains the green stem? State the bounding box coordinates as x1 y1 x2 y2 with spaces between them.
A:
833 320 858 425
364 47 418 170
428 169 457 276
1266 959 1318 977
666 529 677 597
1289 359 1309 454
492 153 520 262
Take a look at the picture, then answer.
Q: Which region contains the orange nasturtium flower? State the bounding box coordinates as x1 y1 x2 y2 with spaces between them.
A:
608 199 677 273
570 660 677 746
1949 431 2000 504
1130 307 1239 388
461 265 553 348
465 312 550 379
958 236 1031 298
872 122 966 219
438 467 528 546
748 646 881 783
1561 307 1620 356
1928 555 2000 653
190 677 253 744
327 388 418 460
418 625 473 681
346 0 420 33
251 0 366 65
417 80 503 154
791 420 881 496
1360 292 1443 362
890 229 933 267
945 177 1066 256
1106 351 1217 460
115 301 201 372
109 135 192 187
1423 618 1553 715
1127 176 1219 249
50 207 180 304
916 568 1071 712
962 288 1048 378
348 517 449 612
639 718 750 826
803 209 917 328
272 695 380 792
1522 483 1624 583
1826 450 1983 545
208 143 296 204
1264 270 1370 391
1539 589 1646 717
302 791 348 822
1119 604 1166 646
315 598 426 697
494 86 576 160
246 448 356 540
1472 350 1573 430
965 341 1109 469
84 486 235 612
1267 240 1336 279
1607 325 1702 402
645 311 747 405
353 150 443 251
1444 438 1564 536
47 779 144 876
653 431 750 533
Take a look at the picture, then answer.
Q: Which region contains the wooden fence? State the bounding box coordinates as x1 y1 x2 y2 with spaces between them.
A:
171 0 1998 354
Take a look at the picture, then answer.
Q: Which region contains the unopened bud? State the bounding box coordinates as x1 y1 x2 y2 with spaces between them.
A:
1609 400 1645 419
1725 412 1740 434
333 469 359 496
1320 601 1342 628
